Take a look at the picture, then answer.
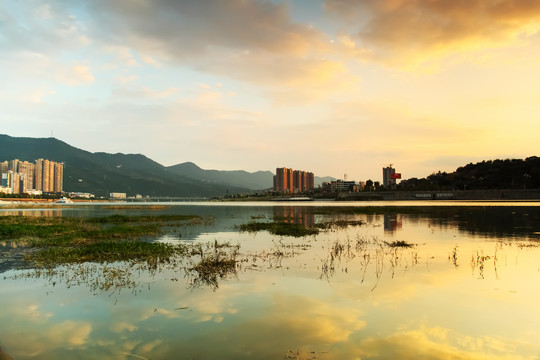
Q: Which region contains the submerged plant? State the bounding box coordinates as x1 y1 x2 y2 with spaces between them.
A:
384 240 414 248
236 222 319 237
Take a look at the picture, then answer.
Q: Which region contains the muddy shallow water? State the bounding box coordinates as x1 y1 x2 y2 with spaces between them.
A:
1 201 539 359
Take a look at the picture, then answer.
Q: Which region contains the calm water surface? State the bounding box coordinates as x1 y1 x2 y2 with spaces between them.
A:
0 201 539 359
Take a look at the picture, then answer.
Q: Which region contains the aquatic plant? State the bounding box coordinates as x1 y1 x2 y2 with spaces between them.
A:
236 222 319 237
87 214 201 223
384 240 414 248
187 241 240 290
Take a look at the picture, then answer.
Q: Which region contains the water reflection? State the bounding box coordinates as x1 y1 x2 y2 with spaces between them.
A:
273 206 315 227
0 209 63 217
1 203 539 359
383 213 402 233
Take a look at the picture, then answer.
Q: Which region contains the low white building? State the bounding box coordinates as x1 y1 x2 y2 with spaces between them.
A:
110 192 127 199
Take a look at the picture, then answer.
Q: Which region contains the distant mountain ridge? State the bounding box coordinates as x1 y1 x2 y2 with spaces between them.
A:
167 162 274 190
0 135 265 197
0 134 336 197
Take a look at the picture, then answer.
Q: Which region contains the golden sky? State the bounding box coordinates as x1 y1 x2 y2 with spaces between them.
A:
1 0 539 181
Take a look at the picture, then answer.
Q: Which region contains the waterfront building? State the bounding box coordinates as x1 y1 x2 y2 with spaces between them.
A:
1 173 8 188
307 172 314 190
7 171 21 194
54 162 63 193
0 158 63 194
34 158 63 193
274 167 315 193
330 180 357 192
42 159 51 191
274 167 293 192
19 161 35 193
8 159 19 173
48 160 54 192
110 192 127 199
35 159 44 191
383 165 401 189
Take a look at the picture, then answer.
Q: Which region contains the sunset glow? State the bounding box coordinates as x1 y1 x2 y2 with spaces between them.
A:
1 0 539 180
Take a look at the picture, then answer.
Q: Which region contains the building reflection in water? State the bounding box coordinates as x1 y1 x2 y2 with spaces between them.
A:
0 241 19 249
384 213 402 234
0 209 63 217
273 206 315 227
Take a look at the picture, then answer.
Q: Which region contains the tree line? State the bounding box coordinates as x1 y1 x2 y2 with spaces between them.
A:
397 157 539 191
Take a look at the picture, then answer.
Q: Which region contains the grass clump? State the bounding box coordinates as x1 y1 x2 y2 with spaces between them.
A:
188 241 240 289
0 214 203 267
315 220 364 230
385 240 414 248
27 241 179 266
87 214 201 224
237 222 319 237
190 256 237 288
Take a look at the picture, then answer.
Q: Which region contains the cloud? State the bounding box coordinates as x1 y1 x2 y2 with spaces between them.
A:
84 0 326 57
0 1 89 54
56 65 95 86
197 52 358 105
2 319 92 358
341 326 532 360
60 0 353 103
324 0 540 68
111 85 178 101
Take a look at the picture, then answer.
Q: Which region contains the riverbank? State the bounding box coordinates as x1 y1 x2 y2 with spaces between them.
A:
336 188 540 201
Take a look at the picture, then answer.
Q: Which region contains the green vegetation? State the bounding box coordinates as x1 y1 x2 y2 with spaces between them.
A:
315 220 364 229
237 222 319 237
385 240 414 248
0 214 206 266
1 213 243 291
237 215 366 237
185 241 240 290
0 134 256 197
399 156 540 191
87 214 201 223
30 241 179 266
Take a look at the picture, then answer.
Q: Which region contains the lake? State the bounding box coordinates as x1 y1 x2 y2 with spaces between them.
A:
0 201 539 359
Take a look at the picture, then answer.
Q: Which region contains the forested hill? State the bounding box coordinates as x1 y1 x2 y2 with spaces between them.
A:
0 134 259 197
399 157 540 191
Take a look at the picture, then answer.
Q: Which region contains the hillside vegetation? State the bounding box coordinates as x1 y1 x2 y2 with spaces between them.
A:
399 157 540 191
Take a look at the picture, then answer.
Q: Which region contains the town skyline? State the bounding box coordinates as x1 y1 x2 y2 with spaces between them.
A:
2 1 540 181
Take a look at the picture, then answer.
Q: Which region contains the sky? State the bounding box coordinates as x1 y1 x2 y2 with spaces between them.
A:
1 0 540 182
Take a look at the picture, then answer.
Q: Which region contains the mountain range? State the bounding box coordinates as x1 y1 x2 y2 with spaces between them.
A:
0 134 333 197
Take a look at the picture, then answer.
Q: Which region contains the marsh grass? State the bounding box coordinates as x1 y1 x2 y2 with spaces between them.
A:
28 241 179 266
0 214 209 267
187 241 240 290
384 240 414 248
87 214 201 224
315 220 364 230
236 222 319 237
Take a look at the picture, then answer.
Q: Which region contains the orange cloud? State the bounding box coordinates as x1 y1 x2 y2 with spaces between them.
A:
325 0 540 67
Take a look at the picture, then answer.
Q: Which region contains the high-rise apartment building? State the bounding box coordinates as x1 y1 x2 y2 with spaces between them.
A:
35 158 62 193
0 161 8 174
48 160 55 192
274 167 293 192
7 171 21 194
43 159 51 192
54 162 63 193
307 172 314 190
0 158 63 194
274 167 315 193
382 165 401 189
18 161 34 193
8 159 19 173
35 159 44 191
